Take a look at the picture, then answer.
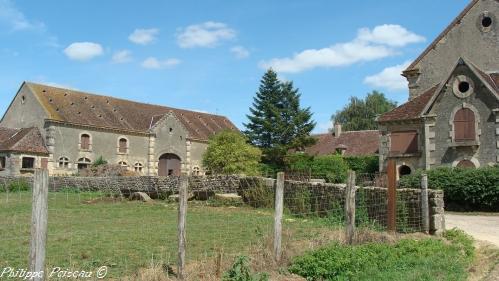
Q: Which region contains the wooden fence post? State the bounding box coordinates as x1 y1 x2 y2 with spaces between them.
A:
274 172 284 262
421 173 430 234
345 170 356 245
387 160 397 232
29 169 49 281
177 176 188 280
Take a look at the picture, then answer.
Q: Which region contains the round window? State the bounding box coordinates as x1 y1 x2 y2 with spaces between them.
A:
478 11 494 32
452 75 474 98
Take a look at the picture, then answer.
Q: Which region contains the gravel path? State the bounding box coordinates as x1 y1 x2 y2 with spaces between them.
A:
445 214 499 247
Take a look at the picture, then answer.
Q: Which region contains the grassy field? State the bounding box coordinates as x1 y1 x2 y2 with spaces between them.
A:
0 191 329 278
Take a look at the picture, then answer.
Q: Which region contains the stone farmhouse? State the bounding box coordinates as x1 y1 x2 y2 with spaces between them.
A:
0 82 237 176
378 0 498 178
304 124 379 157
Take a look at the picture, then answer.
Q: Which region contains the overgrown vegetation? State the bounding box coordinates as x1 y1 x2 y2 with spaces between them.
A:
399 166 499 211
223 256 269 281
289 229 475 281
0 179 30 192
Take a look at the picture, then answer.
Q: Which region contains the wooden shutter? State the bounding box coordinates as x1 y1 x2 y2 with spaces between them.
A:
41 158 48 169
454 108 475 141
390 131 418 154
81 134 90 150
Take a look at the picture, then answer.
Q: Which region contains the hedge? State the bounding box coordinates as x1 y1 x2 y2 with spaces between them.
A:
399 167 499 211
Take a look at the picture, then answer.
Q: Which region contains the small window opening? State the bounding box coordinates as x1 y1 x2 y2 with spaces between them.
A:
458 81 470 93
482 16 492 28
134 163 143 173
22 157 35 169
169 128 173 133
0 156 6 170
21 96 26 104
58 157 69 168
118 161 128 168
399 165 411 176
118 138 128 153
168 169 174 176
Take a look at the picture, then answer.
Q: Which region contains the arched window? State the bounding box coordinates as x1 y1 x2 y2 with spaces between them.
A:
457 160 475 169
118 161 128 168
454 108 475 141
80 134 91 150
58 157 69 168
118 138 128 154
134 162 143 173
192 166 200 176
77 157 91 170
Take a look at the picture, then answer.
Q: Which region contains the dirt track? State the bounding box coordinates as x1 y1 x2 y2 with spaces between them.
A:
445 214 499 247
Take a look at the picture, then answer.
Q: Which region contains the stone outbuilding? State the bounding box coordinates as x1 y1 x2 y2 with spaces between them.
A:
0 82 238 176
378 0 498 178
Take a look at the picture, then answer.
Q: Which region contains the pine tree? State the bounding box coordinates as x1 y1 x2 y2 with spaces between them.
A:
244 69 316 166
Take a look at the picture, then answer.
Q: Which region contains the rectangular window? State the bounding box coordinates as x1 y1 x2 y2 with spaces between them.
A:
390 131 418 154
22 157 35 169
0 156 5 170
81 134 90 150
119 139 128 153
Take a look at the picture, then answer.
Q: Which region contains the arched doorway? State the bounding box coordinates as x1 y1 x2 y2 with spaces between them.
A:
158 153 181 176
456 159 475 169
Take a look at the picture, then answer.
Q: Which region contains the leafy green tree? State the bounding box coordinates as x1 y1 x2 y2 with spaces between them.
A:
244 69 316 166
202 130 262 175
331 91 396 131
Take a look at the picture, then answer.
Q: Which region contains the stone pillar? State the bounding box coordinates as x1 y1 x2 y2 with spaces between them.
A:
45 125 56 174
429 190 445 235
423 117 436 170
147 135 156 176
185 140 192 175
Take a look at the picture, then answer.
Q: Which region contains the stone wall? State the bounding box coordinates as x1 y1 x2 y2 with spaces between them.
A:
0 175 444 234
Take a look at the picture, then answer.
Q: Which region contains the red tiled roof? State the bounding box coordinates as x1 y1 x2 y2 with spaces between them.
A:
404 0 479 73
304 130 379 156
0 127 48 154
378 84 439 122
26 82 238 141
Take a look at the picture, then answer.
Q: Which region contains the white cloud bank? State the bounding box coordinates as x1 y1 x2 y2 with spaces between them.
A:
141 57 181 69
0 0 45 31
259 24 425 73
230 46 250 59
176 21 236 48
364 61 411 91
112 50 132 63
64 42 103 61
128 28 159 45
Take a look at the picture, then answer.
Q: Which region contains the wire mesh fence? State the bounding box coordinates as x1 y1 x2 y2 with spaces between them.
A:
0 169 438 280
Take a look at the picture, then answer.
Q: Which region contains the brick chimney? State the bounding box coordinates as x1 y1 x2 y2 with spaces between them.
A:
334 123 342 137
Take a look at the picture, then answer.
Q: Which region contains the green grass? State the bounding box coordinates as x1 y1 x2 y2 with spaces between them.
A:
0 191 334 278
289 229 475 281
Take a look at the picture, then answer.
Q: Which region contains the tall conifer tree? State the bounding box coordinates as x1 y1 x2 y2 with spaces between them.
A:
244 69 316 165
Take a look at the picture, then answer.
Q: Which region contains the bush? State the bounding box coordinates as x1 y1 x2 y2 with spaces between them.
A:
343 156 379 174
399 167 499 211
289 233 474 281
223 256 269 281
0 180 31 192
310 155 348 183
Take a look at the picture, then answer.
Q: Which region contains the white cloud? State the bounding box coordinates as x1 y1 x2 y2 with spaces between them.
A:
141 57 181 69
128 28 159 45
314 120 334 134
260 42 395 73
357 24 425 47
259 24 424 73
230 46 250 59
176 21 236 48
112 50 132 63
0 0 44 31
63 42 104 61
364 61 411 91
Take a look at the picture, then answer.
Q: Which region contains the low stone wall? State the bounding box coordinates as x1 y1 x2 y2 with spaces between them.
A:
0 175 444 234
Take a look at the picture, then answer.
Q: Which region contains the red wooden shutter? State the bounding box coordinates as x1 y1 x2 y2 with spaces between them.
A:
454 108 475 141
81 134 90 150
391 131 418 154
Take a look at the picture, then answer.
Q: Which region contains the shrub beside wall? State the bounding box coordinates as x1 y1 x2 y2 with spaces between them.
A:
399 167 499 211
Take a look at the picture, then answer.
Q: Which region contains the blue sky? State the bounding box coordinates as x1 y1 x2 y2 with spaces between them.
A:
0 0 469 133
